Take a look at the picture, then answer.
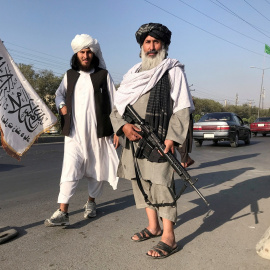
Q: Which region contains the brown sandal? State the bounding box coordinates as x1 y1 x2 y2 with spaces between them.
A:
146 241 179 259
131 228 162 242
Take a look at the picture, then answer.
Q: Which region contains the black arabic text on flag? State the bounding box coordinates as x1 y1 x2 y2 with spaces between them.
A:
0 40 57 160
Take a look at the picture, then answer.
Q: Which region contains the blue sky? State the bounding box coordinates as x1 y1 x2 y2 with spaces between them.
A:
1 0 270 109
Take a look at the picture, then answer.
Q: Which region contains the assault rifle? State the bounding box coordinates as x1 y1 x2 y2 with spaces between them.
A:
124 104 209 207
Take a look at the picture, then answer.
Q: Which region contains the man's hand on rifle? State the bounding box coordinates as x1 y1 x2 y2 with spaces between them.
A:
164 139 175 154
113 134 119 149
122 123 142 141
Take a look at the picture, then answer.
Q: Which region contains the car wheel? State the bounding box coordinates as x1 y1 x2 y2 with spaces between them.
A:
195 140 203 147
230 133 239 148
213 140 218 145
253 132 257 137
244 132 251 145
263 134 266 137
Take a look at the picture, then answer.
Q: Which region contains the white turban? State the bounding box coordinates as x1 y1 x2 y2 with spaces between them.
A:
71 34 106 69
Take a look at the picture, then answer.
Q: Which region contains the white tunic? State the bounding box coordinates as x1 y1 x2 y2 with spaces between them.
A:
55 69 119 190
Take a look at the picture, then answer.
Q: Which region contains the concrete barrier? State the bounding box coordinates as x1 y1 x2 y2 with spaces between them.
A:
256 226 270 260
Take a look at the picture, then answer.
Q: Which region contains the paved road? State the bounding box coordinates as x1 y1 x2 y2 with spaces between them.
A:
1 136 270 270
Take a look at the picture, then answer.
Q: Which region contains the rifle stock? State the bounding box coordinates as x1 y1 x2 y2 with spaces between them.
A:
125 104 209 207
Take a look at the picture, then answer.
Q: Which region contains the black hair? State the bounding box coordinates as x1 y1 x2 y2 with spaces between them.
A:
70 53 100 71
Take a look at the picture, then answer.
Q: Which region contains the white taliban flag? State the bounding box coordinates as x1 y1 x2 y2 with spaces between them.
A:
0 40 57 160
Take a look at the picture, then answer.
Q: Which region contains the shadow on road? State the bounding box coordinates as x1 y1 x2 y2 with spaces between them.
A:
65 193 135 229
192 153 260 170
10 192 135 238
176 168 270 248
0 163 24 172
196 140 261 148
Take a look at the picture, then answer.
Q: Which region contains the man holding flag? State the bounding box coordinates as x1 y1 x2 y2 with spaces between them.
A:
44 34 119 227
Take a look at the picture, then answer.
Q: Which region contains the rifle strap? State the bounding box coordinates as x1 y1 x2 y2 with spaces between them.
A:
131 141 178 208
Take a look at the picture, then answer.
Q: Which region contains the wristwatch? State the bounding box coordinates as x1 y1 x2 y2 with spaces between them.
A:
59 104 66 109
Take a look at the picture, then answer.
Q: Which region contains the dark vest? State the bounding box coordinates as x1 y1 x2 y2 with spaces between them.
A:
61 68 114 138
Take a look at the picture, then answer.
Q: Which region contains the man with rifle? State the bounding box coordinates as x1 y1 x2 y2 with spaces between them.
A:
110 23 195 259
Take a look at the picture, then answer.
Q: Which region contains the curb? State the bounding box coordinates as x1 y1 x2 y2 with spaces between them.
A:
36 135 65 144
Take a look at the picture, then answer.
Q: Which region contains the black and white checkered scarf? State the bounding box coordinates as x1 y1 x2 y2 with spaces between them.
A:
145 70 171 142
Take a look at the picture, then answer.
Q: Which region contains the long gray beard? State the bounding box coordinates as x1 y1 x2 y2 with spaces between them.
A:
140 48 167 71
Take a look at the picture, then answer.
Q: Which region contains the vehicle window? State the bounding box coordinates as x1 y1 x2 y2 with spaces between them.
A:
233 115 241 125
237 116 244 125
219 115 231 121
255 118 270 122
199 113 231 122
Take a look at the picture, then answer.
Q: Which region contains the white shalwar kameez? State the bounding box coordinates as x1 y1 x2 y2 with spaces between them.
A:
55 69 119 204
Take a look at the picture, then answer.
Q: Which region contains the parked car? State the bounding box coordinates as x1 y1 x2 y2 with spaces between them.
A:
193 112 251 147
250 117 270 137
44 126 59 134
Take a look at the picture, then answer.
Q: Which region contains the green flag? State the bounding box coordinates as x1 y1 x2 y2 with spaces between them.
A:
265 44 270 55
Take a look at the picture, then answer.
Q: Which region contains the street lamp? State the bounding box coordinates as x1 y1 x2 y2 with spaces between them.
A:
250 66 270 117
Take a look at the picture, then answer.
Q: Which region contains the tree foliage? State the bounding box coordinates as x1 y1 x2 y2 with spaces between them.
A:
192 97 270 123
18 64 63 114
18 63 270 124
193 97 223 115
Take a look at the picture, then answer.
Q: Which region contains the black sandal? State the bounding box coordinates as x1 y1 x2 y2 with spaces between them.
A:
131 228 162 242
146 241 179 259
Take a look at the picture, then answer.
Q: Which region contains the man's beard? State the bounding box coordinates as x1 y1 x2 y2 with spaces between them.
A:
79 62 92 72
140 47 167 71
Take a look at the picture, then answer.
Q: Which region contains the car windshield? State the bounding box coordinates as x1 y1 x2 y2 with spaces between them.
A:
199 113 232 122
255 117 270 122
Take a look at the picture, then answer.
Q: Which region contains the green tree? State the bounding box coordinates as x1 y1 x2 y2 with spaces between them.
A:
18 64 270 124
192 97 270 123
18 64 63 114
193 114 201 122
193 97 223 115
18 64 38 89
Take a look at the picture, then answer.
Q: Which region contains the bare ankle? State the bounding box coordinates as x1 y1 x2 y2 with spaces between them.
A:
147 226 161 235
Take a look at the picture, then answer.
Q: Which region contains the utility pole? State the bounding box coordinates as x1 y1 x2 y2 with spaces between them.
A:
261 87 265 109
224 99 227 107
250 66 270 118
235 93 238 106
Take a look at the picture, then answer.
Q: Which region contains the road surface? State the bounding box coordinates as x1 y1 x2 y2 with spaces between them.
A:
1 136 270 269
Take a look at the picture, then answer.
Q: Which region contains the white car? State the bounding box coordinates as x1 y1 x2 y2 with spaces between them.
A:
45 126 59 134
